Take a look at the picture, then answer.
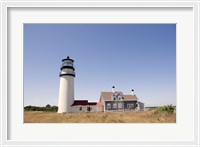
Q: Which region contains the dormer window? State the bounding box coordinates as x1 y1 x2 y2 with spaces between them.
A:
112 95 116 100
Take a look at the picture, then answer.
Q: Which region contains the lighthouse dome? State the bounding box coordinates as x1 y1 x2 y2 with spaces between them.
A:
59 56 75 77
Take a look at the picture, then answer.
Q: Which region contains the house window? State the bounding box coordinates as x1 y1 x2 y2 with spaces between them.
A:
87 107 91 112
79 107 82 111
107 103 111 109
127 104 134 109
118 103 122 109
113 103 117 109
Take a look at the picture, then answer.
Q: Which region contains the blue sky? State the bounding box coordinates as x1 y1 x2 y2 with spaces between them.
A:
24 24 176 107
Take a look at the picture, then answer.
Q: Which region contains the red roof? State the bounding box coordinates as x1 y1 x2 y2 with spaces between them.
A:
100 92 138 101
88 102 97 105
123 95 138 101
71 100 97 106
71 100 88 106
96 102 104 106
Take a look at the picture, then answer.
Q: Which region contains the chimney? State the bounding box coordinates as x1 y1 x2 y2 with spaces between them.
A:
131 89 134 96
112 86 115 93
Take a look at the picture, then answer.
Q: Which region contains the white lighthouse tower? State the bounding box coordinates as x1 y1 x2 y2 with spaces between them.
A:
58 56 75 113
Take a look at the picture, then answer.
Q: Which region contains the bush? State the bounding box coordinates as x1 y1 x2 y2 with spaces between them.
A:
153 105 175 114
24 105 58 112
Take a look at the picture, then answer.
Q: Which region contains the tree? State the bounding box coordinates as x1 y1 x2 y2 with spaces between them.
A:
46 104 51 108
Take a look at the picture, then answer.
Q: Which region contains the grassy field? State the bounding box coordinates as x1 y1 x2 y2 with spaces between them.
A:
24 110 176 123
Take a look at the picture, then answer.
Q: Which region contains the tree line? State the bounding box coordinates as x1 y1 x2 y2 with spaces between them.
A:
24 104 58 112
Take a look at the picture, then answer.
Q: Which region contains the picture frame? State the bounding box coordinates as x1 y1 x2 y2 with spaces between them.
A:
1 0 199 146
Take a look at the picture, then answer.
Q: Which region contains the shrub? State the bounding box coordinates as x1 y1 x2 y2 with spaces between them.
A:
153 105 175 114
24 105 58 112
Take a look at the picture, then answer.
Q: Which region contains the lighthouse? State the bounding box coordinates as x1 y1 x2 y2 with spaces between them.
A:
58 56 75 113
